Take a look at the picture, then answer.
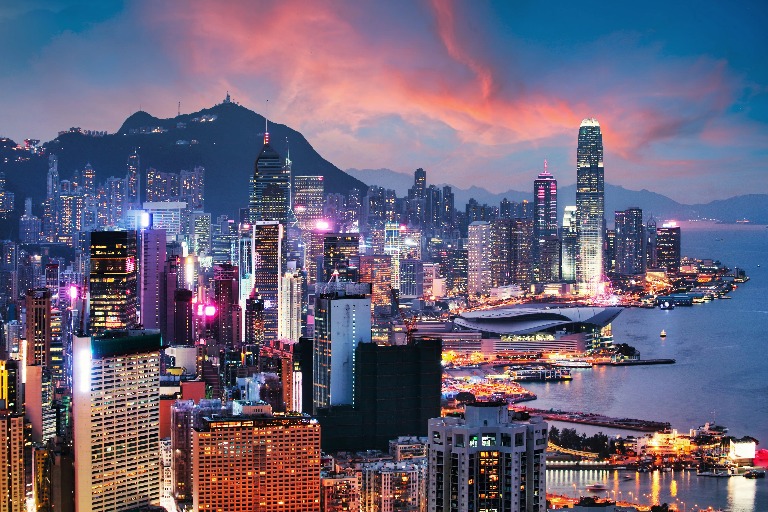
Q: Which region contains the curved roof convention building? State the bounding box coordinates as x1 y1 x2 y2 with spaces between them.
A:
454 305 623 335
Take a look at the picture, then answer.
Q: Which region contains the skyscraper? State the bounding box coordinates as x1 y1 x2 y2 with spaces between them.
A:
252 221 282 343
656 224 681 274
533 161 559 283
0 411 25 512
428 403 548 512
278 265 302 342
73 329 162 512
467 221 491 296
192 412 321 512
560 206 578 282
126 149 140 206
139 228 166 330
614 208 645 275
576 118 605 295
322 233 359 283
89 231 138 334
249 131 291 225
293 175 325 230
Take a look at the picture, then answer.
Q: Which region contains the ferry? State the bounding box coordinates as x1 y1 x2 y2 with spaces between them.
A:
660 330 667 338
552 359 592 368
586 483 608 492
744 469 766 479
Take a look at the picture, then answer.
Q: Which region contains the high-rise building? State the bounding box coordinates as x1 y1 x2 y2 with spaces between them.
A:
510 218 534 286
656 224 681 274
489 219 512 288
293 176 325 230
604 229 616 274
252 221 282 343
383 223 403 289
428 403 548 512
313 283 372 412
139 228 166 330
533 161 559 283
73 329 162 512
399 259 423 299
576 118 605 295
322 234 359 283
192 413 321 512
126 150 140 206
89 231 138 334
179 166 205 210
26 288 52 367
0 360 21 413
320 473 360 512
560 206 578 282
106 177 127 227
189 211 211 256
358 254 392 314
213 264 239 346
19 198 42 245
249 132 291 226
359 460 426 512
614 208 645 275
279 266 302 342
0 411 25 512
646 218 658 269
468 221 491 296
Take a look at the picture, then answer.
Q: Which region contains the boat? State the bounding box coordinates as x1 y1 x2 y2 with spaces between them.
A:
621 475 633 481
552 359 592 368
744 469 766 479
660 329 667 338
697 469 732 477
586 483 608 492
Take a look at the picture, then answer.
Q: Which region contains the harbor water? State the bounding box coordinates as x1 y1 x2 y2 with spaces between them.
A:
528 221 768 510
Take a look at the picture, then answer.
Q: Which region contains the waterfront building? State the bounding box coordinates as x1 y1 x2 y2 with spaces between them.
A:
73 329 162 512
614 208 645 275
89 230 138 334
427 402 548 512
533 161 559 283
576 118 605 295
191 413 321 512
656 224 681 273
312 283 372 412
0 411 25 512
468 221 491 296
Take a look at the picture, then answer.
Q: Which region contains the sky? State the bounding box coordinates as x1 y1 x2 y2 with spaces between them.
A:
1 0 767 202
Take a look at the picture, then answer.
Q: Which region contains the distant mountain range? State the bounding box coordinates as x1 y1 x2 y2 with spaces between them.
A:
0 101 367 221
346 168 768 224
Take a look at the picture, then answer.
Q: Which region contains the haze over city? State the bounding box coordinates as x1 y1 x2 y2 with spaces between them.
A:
2 0 767 202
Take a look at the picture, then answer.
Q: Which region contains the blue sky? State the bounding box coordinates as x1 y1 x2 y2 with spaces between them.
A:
1 0 767 202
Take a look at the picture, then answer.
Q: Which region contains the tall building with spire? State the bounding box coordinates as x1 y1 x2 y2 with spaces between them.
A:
249 125 291 226
576 118 605 295
533 160 559 283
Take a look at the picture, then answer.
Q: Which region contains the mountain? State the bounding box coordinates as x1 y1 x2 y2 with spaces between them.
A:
346 168 768 224
0 101 367 220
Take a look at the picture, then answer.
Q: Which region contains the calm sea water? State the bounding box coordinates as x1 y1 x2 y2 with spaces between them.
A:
528 221 768 511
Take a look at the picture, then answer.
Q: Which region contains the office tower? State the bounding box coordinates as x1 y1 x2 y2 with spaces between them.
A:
576 118 605 295
0 361 20 413
170 400 195 503
173 289 195 346
213 264 239 346
0 411 25 512
126 150 140 206
143 202 186 240
279 266 302 342
511 218 534 285
399 259 423 299
179 166 205 210
489 219 512 288
26 288 51 366
249 131 291 225
244 292 265 348
259 338 303 412
306 225 333 284
192 413 321 512
89 231 138 334
441 185 455 231
560 206 578 282
468 221 491 296
646 218 658 268
43 155 60 242
533 161 559 283
359 460 426 512
73 330 162 512
614 208 645 275
604 229 616 274
105 177 126 227
320 473 360 512
359 254 392 314
428 403 548 512
48 309 64 386
313 283 372 412
189 212 211 256
322 233 359 283
448 249 468 296
294 176 325 229
252 222 282 342
140 228 166 330
19 198 42 245
656 224 681 273
383 223 403 289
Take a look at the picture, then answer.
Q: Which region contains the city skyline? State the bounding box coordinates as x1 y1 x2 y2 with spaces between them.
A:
1 1 767 202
